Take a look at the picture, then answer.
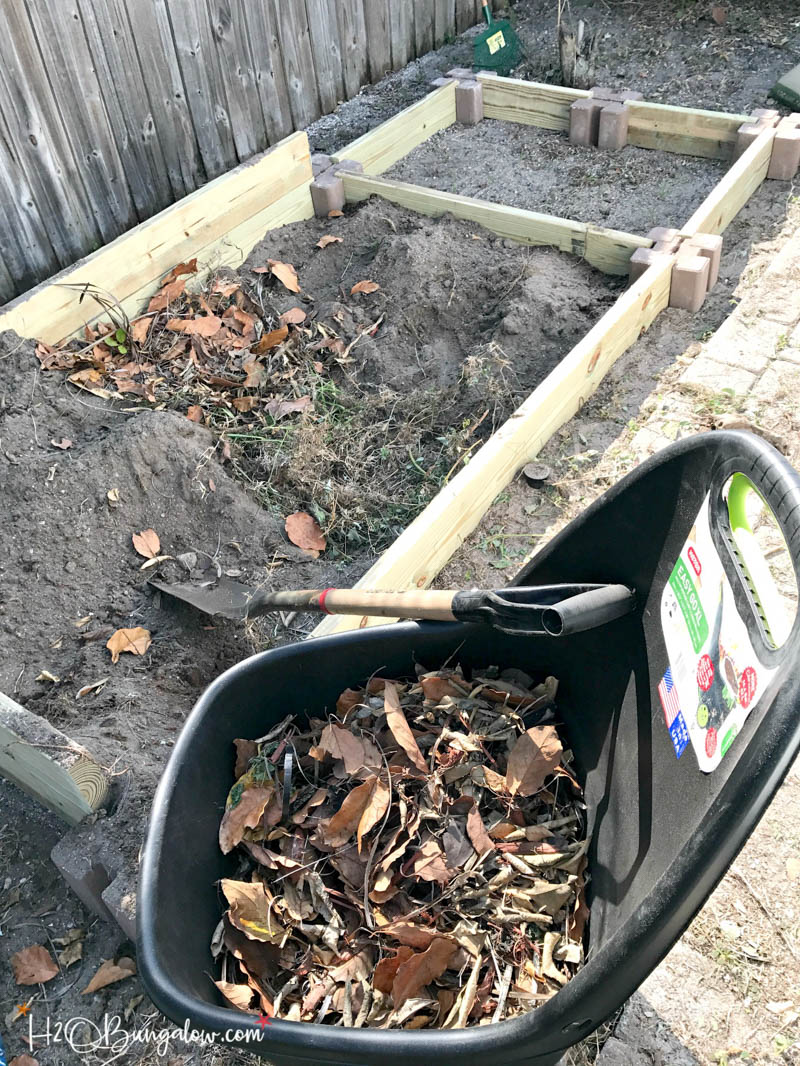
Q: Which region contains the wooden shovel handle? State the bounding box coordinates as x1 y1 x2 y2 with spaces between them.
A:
247 587 458 621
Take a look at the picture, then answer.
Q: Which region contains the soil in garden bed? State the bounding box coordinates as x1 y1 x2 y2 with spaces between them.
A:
0 197 617 823
387 122 727 238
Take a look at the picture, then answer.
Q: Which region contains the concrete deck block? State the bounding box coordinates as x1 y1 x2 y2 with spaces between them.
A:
431 77 455 88
646 226 681 253
101 872 137 942
311 153 332 177
751 108 780 123
51 819 122 924
456 80 484 125
447 67 473 81
598 102 629 150
310 171 345 217
734 121 763 160
683 233 723 290
629 247 659 283
768 124 800 179
569 98 603 147
670 254 711 312
332 158 364 176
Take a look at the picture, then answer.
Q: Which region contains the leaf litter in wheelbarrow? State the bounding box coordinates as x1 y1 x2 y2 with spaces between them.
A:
210 663 590 1026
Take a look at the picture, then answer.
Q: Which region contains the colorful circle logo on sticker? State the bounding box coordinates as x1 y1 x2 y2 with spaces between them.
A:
738 666 757 708
688 546 702 576
697 653 715 691
697 703 709 728
705 727 718 758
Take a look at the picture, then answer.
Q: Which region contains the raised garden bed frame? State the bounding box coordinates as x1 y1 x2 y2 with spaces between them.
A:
0 75 781 638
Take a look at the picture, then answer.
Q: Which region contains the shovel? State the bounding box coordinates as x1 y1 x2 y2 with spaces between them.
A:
150 576 634 636
473 0 521 77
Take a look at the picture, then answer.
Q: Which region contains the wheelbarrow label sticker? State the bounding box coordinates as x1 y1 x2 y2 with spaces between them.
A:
487 30 506 54
659 495 778 772
657 669 689 759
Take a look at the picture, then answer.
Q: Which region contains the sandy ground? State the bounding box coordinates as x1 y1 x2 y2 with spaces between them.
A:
2 1 800 1064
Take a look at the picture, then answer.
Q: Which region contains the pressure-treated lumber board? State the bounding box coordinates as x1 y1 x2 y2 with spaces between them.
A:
0 692 110 825
682 127 777 237
477 74 589 131
331 82 457 175
0 132 313 345
340 171 650 274
477 74 751 159
97 183 315 338
313 255 674 636
627 101 750 161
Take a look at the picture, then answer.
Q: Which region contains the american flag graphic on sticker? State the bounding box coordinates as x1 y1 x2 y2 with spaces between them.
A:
658 667 681 726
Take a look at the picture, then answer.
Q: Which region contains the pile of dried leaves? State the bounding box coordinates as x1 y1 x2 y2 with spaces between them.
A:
31 253 518 557
212 663 589 1028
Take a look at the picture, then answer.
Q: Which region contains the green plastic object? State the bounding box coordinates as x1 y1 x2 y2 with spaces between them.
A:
473 0 521 77
770 62 800 110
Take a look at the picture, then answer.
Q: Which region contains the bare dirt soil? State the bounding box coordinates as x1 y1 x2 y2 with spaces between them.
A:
2 1 800 1063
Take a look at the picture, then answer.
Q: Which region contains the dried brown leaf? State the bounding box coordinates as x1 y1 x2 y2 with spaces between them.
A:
9 1056 40 1066
106 627 152 663
351 280 380 295
50 437 73 450
165 315 223 337
219 785 275 854
374 946 415 994
232 395 259 413
279 307 307 325
321 775 377 847
132 528 161 559
233 739 258 779
465 802 495 856
336 688 365 717
285 512 326 556
255 325 289 353
318 724 380 774
392 938 457 1006
148 277 186 312
421 676 468 701
186 405 204 423
215 980 258 1012
81 956 136 994
506 725 563 797
11 945 59 985
162 258 198 284
406 838 452 884
383 681 427 773
221 879 286 943
357 776 390 852
265 395 312 421
317 235 343 248
252 260 301 293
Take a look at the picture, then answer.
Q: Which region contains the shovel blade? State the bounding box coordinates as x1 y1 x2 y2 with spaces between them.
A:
150 576 257 620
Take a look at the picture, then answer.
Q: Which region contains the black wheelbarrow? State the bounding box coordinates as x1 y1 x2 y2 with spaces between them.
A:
138 431 800 1065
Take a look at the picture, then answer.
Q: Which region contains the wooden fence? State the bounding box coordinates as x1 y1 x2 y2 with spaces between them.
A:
0 0 487 306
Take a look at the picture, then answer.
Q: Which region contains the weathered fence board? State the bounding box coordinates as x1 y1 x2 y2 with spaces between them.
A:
305 0 346 114
364 0 393 82
0 0 488 310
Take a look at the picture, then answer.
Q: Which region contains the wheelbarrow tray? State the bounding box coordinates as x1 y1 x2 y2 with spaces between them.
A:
138 432 800 1065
